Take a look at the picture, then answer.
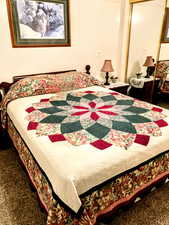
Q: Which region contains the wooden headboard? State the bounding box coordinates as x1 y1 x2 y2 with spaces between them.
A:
0 65 91 95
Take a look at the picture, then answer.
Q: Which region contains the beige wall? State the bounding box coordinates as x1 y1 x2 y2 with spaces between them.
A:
116 0 130 81
1 0 167 84
117 0 168 82
126 0 165 79
0 0 120 82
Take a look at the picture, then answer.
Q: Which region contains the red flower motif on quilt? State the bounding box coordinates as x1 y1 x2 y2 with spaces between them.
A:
71 101 117 121
25 91 168 150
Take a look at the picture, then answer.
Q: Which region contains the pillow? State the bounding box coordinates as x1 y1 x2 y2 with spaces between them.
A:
8 71 101 97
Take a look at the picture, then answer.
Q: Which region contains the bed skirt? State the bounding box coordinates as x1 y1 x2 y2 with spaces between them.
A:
7 116 169 225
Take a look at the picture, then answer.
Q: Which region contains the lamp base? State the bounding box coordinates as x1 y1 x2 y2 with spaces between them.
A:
144 74 150 78
104 82 110 85
104 72 110 85
144 67 151 78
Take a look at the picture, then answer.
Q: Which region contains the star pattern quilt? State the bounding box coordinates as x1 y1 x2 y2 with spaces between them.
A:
5 85 169 213
26 90 168 150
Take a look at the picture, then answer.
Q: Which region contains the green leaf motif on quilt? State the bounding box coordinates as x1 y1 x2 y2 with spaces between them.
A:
124 106 149 114
123 115 151 123
50 101 69 106
61 121 83 134
40 115 67 123
86 123 110 139
116 100 134 105
101 95 116 102
83 93 98 100
66 94 81 102
112 121 137 134
39 107 64 114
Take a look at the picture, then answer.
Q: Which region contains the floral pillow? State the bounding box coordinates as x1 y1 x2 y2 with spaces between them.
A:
3 71 101 101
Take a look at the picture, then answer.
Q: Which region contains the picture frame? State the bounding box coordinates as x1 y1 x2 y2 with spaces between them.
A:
6 0 70 47
161 8 169 43
129 0 154 3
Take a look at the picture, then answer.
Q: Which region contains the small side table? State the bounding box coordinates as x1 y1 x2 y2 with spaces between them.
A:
128 76 159 103
0 86 12 150
0 102 5 149
104 82 129 95
0 84 5 129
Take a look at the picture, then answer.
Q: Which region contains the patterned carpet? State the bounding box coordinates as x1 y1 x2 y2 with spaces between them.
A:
157 97 169 110
0 148 47 225
0 148 169 225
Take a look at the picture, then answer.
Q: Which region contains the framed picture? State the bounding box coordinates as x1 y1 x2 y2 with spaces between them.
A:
161 8 169 43
6 0 70 47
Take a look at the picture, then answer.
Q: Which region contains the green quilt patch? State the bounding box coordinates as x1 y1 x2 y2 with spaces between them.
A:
61 121 83 134
112 121 136 134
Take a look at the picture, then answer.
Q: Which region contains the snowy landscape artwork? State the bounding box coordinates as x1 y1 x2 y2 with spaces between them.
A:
7 0 70 47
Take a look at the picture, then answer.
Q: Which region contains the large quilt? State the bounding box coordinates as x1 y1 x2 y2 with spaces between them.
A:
6 85 169 213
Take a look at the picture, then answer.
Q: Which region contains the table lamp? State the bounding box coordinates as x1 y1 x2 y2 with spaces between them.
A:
143 56 155 78
101 60 114 85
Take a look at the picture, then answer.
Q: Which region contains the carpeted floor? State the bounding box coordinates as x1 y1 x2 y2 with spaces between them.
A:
0 148 47 225
0 148 169 225
156 96 169 110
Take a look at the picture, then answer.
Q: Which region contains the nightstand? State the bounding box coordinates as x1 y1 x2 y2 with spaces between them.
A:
0 103 5 149
0 82 9 128
104 82 129 95
0 85 12 149
0 90 3 128
128 77 159 103
0 84 5 128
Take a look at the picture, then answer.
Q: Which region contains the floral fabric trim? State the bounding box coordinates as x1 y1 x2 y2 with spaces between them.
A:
25 91 168 150
7 116 169 225
156 62 169 79
161 81 169 93
155 62 169 91
1 71 103 128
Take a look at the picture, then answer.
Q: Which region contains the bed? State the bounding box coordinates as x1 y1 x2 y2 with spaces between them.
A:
1 69 169 225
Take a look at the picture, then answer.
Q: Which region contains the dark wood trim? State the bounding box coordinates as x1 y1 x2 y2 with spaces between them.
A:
130 0 154 3
161 8 169 43
6 0 15 48
0 82 12 94
85 65 91 74
6 0 71 48
109 84 129 95
157 59 169 63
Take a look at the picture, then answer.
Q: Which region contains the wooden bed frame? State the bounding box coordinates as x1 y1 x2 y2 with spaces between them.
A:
0 66 169 225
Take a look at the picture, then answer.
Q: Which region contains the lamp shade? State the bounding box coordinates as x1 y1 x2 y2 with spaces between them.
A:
143 56 154 67
101 60 114 72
